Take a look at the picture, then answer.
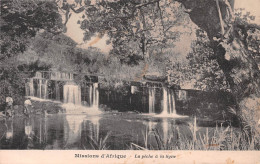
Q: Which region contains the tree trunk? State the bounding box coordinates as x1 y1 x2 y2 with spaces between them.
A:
176 0 260 128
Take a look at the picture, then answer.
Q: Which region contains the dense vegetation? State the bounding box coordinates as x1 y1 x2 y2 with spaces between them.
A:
1 0 259 147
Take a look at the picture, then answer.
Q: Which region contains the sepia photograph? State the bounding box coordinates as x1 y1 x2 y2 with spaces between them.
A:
0 0 260 163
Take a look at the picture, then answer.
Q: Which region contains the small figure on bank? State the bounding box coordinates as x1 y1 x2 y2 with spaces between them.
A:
24 98 33 117
5 96 14 118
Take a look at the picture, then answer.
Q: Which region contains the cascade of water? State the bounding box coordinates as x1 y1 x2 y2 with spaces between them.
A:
63 83 81 105
170 90 176 114
161 87 177 115
131 86 137 94
161 87 168 115
89 85 93 106
44 80 48 99
29 78 34 96
168 88 171 114
93 83 99 108
55 81 60 100
148 87 156 113
38 79 42 98
25 79 30 96
69 73 74 80
41 80 45 98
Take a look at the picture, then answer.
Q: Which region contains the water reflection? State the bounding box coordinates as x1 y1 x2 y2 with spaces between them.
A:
24 118 33 137
162 118 169 144
81 116 102 149
64 115 85 149
5 119 13 140
0 114 195 150
86 116 100 141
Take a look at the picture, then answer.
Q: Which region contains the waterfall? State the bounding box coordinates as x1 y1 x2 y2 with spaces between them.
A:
161 87 168 115
69 73 74 80
161 87 176 115
92 83 99 108
63 83 81 105
131 86 137 94
25 79 30 96
29 79 34 96
37 79 42 98
170 90 176 114
44 80 48 99
148 88 156 113
89 85 93 106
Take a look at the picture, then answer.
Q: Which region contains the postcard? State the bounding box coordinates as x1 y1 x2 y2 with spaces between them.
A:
0 0 260 163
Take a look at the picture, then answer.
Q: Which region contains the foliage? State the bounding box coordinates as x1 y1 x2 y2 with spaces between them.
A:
82 131 111 150
71 0 189 61
234 9 260 64
228 95 260 140
0 65 27 106
130 117 260 150
0 0 63 105
1 0 63 59
167 8 260 91
167 29 230 91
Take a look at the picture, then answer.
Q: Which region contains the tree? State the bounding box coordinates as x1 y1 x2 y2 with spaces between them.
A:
174 0 260 136
0 0 63 105
71 0 189 61
1 0 63 59
168 29 229 91
63 0 260 134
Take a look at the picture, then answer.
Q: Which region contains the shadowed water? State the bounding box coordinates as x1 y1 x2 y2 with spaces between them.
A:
0 113 218 150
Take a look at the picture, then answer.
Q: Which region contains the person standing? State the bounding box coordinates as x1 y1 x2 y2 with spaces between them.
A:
24 98 33 116
5 96 14 118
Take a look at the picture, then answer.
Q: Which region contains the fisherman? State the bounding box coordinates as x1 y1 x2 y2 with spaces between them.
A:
5 95 14 118
24 97 33 116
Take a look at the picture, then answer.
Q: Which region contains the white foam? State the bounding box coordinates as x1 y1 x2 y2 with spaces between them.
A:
154 113 189 118
141 113 157 116
61 103 102 115
26 96 61 104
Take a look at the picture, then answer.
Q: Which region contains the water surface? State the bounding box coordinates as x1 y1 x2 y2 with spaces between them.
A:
0 112 220 150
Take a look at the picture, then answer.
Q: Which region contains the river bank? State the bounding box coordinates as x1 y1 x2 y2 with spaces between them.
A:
0 97 64 120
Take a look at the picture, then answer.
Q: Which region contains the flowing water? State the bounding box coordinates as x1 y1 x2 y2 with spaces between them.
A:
63 84 81 105
0 72 231 149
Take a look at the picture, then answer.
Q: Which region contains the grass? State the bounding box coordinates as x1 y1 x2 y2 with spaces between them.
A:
82 131 111 150
130 117 260 150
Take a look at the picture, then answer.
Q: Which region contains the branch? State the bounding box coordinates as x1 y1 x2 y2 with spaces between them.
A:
235 19 260 31
70 6 84 13
157 1 166 37
135 0 160 8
